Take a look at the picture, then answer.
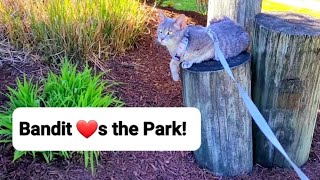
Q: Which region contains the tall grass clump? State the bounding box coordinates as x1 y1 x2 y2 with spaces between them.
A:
0 0 149 64
0 61 123 174
196 0 208 14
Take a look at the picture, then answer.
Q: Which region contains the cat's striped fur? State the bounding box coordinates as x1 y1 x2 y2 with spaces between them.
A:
157 11 250 81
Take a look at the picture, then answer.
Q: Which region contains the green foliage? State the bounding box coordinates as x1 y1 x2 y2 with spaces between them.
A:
157 0 320 18
196 0 208 14
0 0 149 64
0 77 40 143
43 61 122 107
156 0 166 6
157 0 199 12
166 1 175 8
0 60 123 174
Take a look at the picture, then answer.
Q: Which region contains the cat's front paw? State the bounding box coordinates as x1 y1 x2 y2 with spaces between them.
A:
172 72 180 81
181 62 193 69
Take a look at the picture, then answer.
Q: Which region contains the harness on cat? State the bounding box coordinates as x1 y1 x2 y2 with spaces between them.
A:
172 28 189 61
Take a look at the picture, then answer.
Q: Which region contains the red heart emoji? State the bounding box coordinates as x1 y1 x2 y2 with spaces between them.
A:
76 120 98 138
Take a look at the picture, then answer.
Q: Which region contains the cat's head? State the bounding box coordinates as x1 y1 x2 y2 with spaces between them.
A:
157 11 187 46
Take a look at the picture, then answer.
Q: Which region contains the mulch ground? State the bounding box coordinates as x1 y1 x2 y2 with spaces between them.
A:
0 6 320 180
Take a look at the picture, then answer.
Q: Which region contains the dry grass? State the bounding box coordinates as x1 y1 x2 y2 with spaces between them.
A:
0 0 150 65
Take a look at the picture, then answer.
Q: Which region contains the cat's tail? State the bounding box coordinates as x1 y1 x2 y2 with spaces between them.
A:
209 16 231 24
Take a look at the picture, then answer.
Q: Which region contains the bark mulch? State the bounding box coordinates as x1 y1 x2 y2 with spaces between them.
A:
0 7 319 180
0 38 49 106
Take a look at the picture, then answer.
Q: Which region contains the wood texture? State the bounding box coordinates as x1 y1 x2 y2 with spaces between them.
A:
181 53 252 176
252 13 320 168
207 0 262 37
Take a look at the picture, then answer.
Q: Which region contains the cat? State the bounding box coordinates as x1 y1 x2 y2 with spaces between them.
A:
156 11 250 81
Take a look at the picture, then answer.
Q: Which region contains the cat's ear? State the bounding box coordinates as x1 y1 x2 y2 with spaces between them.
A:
158 10 166 23
174 14 187 30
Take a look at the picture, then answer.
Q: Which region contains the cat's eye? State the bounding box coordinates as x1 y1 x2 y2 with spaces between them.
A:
167 31 173 35
159 29 163 33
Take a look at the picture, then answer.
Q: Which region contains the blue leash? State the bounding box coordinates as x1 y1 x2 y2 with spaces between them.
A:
206 28 309 180
172 29 189 61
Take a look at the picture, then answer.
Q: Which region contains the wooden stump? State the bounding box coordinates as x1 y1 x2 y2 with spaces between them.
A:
182 52 252 176
207 0 262 37
252 13 320 168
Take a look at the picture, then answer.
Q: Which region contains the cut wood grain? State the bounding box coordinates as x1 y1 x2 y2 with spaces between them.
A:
181 52 252 176
252 12 320 168
207 0 262 37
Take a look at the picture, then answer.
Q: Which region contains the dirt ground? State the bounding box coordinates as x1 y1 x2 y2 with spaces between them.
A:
0 7 319 180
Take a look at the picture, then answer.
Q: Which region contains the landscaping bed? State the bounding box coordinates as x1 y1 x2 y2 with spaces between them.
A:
0 5 319 180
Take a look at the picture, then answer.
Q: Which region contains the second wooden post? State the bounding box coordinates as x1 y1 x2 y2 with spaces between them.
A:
252 13 320 168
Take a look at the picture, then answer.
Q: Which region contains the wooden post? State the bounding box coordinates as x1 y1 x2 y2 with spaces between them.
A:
207 0 262 37
182 52 252 176
252 13 320 168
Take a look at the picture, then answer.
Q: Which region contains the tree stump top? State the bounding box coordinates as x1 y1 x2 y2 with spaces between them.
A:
255 13 320 36
186 52 250 73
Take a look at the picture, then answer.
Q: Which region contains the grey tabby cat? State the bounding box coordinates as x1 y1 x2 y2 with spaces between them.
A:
157 11 250 81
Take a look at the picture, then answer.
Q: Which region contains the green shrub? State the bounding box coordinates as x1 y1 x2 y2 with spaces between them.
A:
0 0 149 63
156 0 166 6
0 61 123 174
0 77 40 144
